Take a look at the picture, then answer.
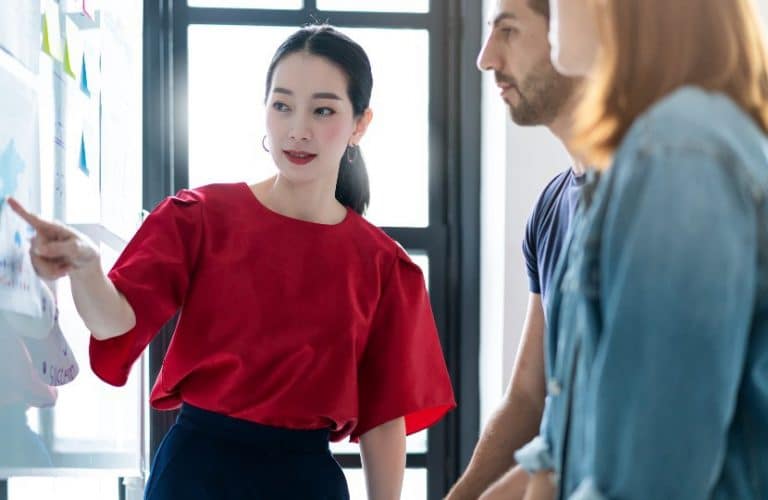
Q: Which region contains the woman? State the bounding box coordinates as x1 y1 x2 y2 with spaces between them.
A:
516 0 768 498
10 25 455 499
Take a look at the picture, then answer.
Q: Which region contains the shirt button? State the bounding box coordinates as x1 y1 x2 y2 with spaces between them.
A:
548 379 562 396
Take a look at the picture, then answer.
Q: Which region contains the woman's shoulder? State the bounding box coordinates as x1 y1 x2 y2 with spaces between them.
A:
346 211 396 249
176 182 247 204
626 86 766 154
345 211 414 265
143 184 253 234
162 183 253 218
617 86 768 190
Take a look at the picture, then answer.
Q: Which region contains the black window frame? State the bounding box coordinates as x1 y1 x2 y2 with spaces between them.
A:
142 0 481 497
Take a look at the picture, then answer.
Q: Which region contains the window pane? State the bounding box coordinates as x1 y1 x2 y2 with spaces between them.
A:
188 25 295 188
342 28 430 227
187 26 430 227
9 477 119 500
330 428 426 455
344 468 427 499
410 253 429 292
187 0 302 9
318 0 428 13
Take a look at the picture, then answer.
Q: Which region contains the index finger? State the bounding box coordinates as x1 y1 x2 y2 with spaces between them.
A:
6 197 61 235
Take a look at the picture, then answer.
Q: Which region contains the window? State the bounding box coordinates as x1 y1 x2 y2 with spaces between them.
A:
317 0 429 13
189 0 302 8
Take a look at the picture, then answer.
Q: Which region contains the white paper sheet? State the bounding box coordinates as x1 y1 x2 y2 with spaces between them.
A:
99 1 143 240
0 0 41 73
0 67 44 318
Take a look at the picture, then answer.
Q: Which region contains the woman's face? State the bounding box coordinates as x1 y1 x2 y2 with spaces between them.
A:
265 52 369 186
548 0 601 76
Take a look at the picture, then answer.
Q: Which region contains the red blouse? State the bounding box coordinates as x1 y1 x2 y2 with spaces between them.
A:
89 183 455 441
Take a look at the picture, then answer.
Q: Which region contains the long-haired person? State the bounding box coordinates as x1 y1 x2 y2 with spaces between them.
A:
10 25 455 500
516 1 768 498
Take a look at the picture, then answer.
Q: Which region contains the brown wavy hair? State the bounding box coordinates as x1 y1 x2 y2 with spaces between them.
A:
573 0 768 167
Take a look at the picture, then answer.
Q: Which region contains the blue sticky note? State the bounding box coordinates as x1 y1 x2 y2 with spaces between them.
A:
79 135 89 176
80 54 90 97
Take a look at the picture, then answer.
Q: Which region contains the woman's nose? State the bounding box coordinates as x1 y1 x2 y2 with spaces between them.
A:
289 118 312 141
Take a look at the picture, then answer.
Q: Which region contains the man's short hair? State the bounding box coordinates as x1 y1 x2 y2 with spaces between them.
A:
528 0 549 18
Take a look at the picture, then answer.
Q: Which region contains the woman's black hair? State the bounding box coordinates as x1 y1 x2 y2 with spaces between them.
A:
265 25 372 215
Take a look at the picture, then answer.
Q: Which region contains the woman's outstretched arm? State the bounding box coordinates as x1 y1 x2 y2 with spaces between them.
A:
8 198 135 340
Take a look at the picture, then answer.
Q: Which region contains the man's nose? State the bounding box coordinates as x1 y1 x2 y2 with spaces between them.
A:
477 35 500 72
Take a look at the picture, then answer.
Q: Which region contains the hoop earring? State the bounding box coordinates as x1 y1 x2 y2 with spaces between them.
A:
262 135 270 152
346 144 358 163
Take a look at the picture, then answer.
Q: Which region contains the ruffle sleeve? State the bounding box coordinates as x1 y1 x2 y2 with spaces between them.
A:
89 190 203 386
351 246 456 442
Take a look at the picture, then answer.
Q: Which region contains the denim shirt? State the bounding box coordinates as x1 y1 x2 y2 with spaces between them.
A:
515 86 768 499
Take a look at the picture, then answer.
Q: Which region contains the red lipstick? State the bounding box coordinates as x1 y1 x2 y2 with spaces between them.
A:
284 150 317 165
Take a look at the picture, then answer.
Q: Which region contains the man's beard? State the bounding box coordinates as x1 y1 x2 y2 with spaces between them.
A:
497 60 579 126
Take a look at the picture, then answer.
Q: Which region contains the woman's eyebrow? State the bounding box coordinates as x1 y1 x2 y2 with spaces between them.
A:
313 92 342 100
272 87 341 100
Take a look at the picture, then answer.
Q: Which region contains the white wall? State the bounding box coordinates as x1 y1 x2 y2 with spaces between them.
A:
479 0 768 428
479 117 568 428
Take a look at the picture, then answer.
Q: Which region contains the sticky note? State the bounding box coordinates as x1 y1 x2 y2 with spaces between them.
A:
41 3 63 61
63 41 76 78
79 134 89 176
80 54 90 96
41 14 52 57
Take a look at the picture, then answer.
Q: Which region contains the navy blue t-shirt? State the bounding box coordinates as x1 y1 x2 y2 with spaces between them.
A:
523 168 585 310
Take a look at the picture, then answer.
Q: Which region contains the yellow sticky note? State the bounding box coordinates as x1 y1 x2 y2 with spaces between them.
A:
41 14 52 56
41 2 63 61
63 41 76 78
64 17 84 81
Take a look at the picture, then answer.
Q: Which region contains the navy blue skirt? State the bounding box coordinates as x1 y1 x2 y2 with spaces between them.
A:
144 404 350 500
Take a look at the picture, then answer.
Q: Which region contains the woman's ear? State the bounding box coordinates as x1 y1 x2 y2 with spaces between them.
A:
350 108 373 145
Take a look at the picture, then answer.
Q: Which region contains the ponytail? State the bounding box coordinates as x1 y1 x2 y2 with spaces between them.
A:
335 145 370 215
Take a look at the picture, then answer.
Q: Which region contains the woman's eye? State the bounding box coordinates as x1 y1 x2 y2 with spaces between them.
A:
272 102 289 112
315 107 335 117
